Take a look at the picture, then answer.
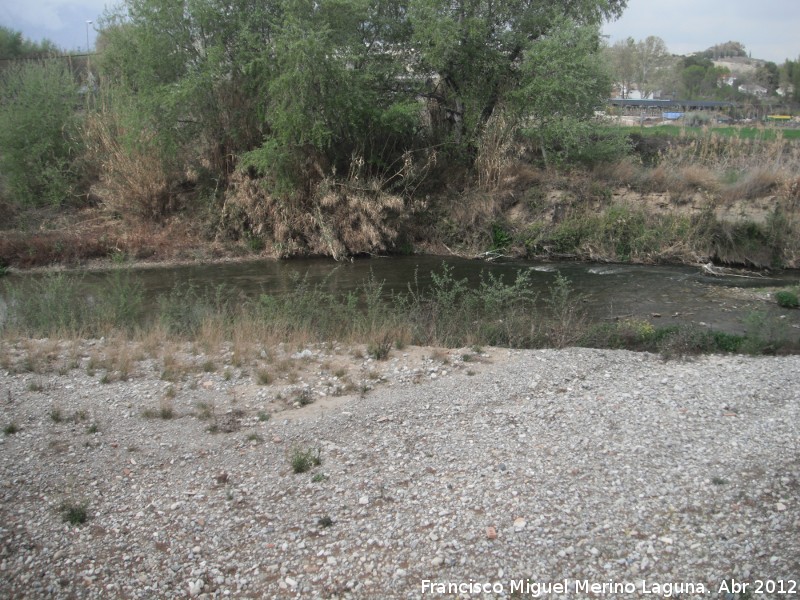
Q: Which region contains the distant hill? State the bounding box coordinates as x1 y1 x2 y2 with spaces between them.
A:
711 56 762 77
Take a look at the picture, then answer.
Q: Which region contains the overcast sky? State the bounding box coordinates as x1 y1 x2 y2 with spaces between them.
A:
603 0 800 64
2 0 799 63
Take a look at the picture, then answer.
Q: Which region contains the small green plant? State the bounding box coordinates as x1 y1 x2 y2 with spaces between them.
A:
71 410 88 423
775 290 799 308
87 422 100 434
290 447 322 474
202 360 216 372
50 407 63 423
246 433 264 444
295 388 314 406
317 515 334 527
367 335 392 361
99 373 111 384
60 500 88 526
257 411 271 422
711 476 728 485
3 423 20 435
256 369 272 385
143 403 174 420
164 385 176 399
27 380 44 392
312 473 328 483
223 369 232 381
195 401 214 421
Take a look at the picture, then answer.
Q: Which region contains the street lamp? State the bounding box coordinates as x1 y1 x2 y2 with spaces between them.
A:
86 20 92 53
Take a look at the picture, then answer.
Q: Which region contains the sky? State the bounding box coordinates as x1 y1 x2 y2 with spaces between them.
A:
602 0 800 64
1 0 799 63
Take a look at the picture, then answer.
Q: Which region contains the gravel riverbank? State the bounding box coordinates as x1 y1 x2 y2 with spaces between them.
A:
1 341 798 599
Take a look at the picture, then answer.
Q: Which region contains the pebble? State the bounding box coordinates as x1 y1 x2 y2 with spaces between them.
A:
1 342 798 599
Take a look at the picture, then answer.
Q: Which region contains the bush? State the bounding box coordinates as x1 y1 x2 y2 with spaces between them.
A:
0 59 82 206
775 290 799 309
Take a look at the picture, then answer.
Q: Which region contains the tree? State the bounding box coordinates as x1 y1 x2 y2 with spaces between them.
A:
604 35 672 99
754 61 779 94
605 37 637 98
635 36 670 99
0 26 60 60
0 60 81 206
409 0 626 151
512 19 626 166
91 0 629 205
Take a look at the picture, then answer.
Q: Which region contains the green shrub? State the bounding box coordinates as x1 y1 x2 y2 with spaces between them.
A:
775 290 799 309
60 500 88 525
290 447 321 474
0 59 82 206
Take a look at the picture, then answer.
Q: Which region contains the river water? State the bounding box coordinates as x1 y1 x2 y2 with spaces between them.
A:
4 256 798 336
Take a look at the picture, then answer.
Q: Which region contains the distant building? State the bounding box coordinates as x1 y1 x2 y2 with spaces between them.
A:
738 83 768 97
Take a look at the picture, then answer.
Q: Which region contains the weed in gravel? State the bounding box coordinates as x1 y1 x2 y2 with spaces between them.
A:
711 476 729 485
27 379 44 392
290 447 321 474
317 515 334 527
294 388 314 406
367 334 392 360
223 368 232 381
143 401 174 420
195 401 215 421
87 422 100 434
257 410 271 422
71 409 88 423
164 385 176 399
60 500 89 525
99 372 111 384
312 473 328 483
202 359 216 372
246 433 264 444
256 368 272 385
3 423 20 435
50 407 63 423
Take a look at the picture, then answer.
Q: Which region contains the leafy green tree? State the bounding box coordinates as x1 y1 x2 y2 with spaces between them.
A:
0 26 60 59
0 59 81 206
512 19 625 166
605 37 637 98
408 0 626 153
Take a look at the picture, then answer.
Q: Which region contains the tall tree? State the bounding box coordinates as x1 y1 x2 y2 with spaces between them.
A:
605 37 637 98
635 35 670 98
408 0 626 150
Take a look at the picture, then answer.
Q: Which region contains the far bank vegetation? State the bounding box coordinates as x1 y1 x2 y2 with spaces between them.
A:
1 2 799 270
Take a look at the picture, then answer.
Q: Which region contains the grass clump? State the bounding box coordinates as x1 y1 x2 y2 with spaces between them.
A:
59 500 89 526
290 447 322 474
3 423 20 435
256 369 273 385
143 402 175 420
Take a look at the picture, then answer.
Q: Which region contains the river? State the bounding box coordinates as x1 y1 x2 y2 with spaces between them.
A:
3 256 797 336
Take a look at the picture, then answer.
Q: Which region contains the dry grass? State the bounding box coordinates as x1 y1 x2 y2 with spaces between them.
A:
722 168 783 202
221 159 409 259
82 107 176 220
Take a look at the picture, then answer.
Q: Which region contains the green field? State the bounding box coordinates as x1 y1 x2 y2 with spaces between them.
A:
614 124 800 141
